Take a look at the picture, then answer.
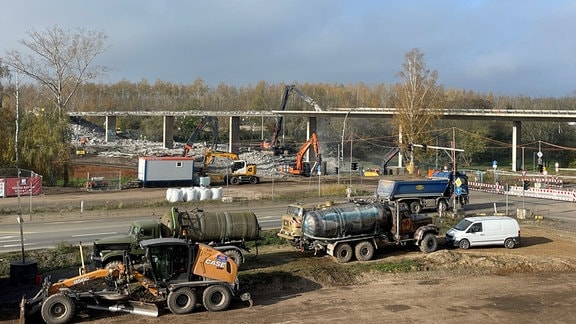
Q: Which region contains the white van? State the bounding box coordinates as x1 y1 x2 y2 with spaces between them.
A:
445 216 520 249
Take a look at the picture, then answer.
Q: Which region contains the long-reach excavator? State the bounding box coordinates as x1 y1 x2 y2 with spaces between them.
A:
263 85 322 155
288 132 321 176
23 239 251 323
183 116 219 156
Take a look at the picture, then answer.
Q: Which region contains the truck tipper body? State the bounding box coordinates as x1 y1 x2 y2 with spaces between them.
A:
279 201 439 263
375 175 469 214
91 207 260 268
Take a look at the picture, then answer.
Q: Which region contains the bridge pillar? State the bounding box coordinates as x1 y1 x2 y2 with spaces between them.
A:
163 116 174 149
229 116 241 153
105 116 116 143
306 117 317 162
512 121 521 172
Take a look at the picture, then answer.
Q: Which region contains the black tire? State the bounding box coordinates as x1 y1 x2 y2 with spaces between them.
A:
249 176 258 184
41 293 76 324
167 287 197 315
419 233 438 253
104 260 123 270
334 243 354 263
504 238 516 249
230 177 240 185
459 239 471 250
223 249 243 266
354 241 375 261
202 285 232 312
409 201 422 214
437 200 448 212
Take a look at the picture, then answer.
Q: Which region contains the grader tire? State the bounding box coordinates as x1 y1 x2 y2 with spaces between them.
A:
167 287 197 314
41 293 76 324
202 285 232 312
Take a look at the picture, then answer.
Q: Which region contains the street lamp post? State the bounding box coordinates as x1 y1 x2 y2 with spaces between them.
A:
340 110 352 185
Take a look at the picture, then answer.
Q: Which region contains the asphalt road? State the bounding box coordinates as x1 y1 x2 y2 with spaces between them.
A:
1 188 575 254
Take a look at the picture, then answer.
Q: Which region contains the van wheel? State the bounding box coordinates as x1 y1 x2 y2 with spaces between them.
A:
409 201 422 214
419 233 438 253
334 243 354 263
504 238 516 249
459 239 471 250
354 241 375 261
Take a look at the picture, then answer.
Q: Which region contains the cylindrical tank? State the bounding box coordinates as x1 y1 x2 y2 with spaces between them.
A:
162 208 260 242
302 202 392 239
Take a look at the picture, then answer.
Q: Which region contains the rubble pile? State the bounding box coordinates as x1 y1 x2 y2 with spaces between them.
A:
70 123 286 177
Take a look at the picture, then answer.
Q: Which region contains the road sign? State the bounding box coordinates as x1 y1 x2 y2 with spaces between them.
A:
537 151 543 158
455 187 462 196
455 177 462 187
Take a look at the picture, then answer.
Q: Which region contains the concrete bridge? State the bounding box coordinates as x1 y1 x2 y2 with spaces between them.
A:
68 108 576 172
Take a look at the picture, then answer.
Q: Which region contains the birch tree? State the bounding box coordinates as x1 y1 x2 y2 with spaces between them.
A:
394 48 445 172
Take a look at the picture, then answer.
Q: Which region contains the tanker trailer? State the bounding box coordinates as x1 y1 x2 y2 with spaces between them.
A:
160 207 261 265
92 207 260 268
298 201 439 263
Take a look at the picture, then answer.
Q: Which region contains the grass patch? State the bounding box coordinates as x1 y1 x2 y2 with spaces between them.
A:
354 259 423 273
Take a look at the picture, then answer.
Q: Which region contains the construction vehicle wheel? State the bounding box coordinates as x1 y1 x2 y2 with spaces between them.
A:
104 260 123 270
354 241 375 261
167 287 197 314
203 285 232 312
334 243 354 263
223 249 242 266
249 176 258 184
409 201 422 214
41 293 76 324
230 177 240 185
419 233 438 253
437 199 448 212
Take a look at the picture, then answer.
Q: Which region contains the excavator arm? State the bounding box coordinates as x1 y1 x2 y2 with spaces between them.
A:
270 85 322 152
184 116 219 156
290 133 320 175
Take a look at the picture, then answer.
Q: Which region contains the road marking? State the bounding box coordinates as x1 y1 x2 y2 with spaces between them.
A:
3 243 35 248
72 232 117 238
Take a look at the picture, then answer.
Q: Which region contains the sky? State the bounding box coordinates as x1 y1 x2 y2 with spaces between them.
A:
2 0 575 98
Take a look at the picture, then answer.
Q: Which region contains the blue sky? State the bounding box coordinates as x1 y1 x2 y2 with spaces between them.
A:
2 0 575 97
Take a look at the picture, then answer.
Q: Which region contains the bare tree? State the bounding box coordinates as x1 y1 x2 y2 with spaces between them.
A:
3 26 108 186
5 25 108 112
394 48 445 172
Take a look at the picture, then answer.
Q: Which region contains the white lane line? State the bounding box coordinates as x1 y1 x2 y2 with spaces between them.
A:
72 232 117 238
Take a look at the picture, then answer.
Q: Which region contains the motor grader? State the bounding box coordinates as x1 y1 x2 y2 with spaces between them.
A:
22 238 252 324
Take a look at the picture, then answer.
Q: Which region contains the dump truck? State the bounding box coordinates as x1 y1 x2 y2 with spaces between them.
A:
375 175 469 214
91 207 260 268
24 239 251 324
279 200 439 263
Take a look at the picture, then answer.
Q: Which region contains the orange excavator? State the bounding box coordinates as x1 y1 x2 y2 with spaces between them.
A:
288 133 321 176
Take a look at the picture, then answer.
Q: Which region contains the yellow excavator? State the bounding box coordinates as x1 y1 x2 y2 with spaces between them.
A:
22 239 251 323
203 149 260 185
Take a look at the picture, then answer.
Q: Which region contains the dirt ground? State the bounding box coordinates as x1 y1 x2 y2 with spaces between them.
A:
2 179 576 323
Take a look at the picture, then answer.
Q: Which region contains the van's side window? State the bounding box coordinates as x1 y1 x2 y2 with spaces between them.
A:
470 223 482 233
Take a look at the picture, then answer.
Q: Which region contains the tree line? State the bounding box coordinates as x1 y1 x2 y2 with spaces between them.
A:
1 27 576 186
